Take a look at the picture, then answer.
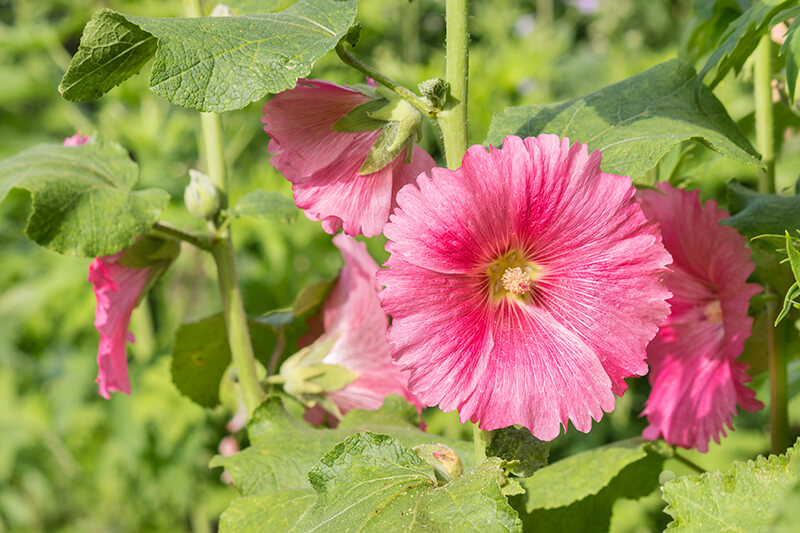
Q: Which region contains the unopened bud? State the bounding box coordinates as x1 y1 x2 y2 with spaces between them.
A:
184 169 220 220
413 444 464 481
210 3 233 16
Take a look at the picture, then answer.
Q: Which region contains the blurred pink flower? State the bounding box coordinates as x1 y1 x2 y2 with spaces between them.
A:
88 252 152 398
378 135 671 440
63 131 89 146
638 183 763 452
261 79 435 237
302 233 420 424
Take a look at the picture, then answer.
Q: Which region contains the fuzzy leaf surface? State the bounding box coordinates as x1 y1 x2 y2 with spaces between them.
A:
486 426 549 477
219 489 315 533
486 60 760 177
230 190 297 223
722 181 800 237
662 440 800 531
292 432 522 533
60 0 357 111
0 139 168 257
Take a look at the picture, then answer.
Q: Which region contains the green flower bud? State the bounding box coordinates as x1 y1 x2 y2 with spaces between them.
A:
412 444 464 482
184 169 220 220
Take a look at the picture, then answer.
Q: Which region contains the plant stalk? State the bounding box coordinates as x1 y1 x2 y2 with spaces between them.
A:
186 0 264 416
152 222 212 251
754 34 787 454
438 0 469 169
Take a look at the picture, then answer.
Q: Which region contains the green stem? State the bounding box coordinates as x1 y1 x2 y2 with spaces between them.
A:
335 43 435 117
152 222 211 251
672 451 707 474
437 0 469 169
186 0 264 416
472 423 487 465
755 34 787 454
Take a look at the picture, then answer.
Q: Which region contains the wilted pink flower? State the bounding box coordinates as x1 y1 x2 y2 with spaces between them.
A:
63 131 89 146
301 233 420 424
261 79 435 237
638 183 763 452
88 252 153 398
378 135 672 440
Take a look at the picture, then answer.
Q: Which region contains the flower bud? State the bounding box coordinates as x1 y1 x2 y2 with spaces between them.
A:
184 169 220 220
412 444 464 482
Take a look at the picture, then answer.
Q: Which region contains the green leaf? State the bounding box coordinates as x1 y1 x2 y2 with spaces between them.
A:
223 0 300 15
512 439 664 533
776 282 800 326
722 181 800 238
229 190 297 224
219 489 315 533
785 231 800 284
662 439 800 531
210 395 475 496
171 313 279 408
486 60 760 178
781 15 800 103
60 0 359 112
697 0 797 90
293 432 522 533
486 426 549 478
771 446 800 532
0 138 169 257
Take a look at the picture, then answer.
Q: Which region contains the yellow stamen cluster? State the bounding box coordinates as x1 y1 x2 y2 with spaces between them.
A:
487 250 540 301
704 300 723 324
501 267 532 295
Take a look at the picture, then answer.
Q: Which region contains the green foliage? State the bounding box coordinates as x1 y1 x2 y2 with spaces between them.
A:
486 60 760 178
486 426 549 478
662 439 800 531
229 190 298 224
294 432 522 533
697 0 797 90
512 439 665 533
60 0 359 111
722 181 800 237
0 137 169 257
782 15 800 103
219 489 315 533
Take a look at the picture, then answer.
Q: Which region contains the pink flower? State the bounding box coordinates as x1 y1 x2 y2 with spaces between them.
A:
261 79 435 237
638 183 763 452
300 233 420 423
88 252 153 398
63 131 89 146
377 135 672 441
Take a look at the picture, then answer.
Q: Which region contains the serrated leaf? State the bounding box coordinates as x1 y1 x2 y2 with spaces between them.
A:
60 0 358 112
722 181 800 238
513 439 664 533
0 138 169 257
662 439 800 532
292 433 522 533
698 0 797 90
171 313 279 407
486 426 549 478
486 60 760 178
210 395 474 496
771 447 800 532
229 189 297 223
219 489 315 533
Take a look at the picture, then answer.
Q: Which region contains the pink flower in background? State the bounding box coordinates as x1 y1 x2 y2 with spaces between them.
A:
302 233 420 424
63 131 89 146
378 135 671 440
88 252 153 399
261 79 435 237
638 183 763 452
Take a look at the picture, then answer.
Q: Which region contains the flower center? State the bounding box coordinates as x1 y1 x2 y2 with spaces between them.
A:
704 300 723 324
487 250 540 301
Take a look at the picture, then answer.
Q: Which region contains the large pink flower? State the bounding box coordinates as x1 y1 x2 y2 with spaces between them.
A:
88 252 153 398
638 183 763 452
378 135 672 440
261 79 435 237
301 233 420 422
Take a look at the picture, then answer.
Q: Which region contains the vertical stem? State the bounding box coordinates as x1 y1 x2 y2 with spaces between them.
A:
472 423 487 465
438 0 469 169
186 0 264 416
754 34 787 454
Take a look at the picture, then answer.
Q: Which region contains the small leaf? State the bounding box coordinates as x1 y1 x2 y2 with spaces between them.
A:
0 138 169 257
331 99 389 132
230 190 297 223
487 60 760 178
782 16 800 103
662 439 800 531
775 281 800 326
219 489 315 533
486 426 549 477
785 231 800 284
722 181 800 238
293 433 522 533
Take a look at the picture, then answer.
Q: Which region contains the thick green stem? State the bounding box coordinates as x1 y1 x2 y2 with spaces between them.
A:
186 0 264 416
754 34 787 454
437 0 469 169
152 222 211 251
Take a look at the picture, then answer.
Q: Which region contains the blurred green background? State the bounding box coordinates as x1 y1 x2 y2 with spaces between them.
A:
0 0 795 531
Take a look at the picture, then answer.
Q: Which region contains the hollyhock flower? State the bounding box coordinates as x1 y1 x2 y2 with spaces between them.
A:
63 131 89 146
638 183 763 452
88 252 154 398
285 233 419 423
261 79 435 237
378 135 672 441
